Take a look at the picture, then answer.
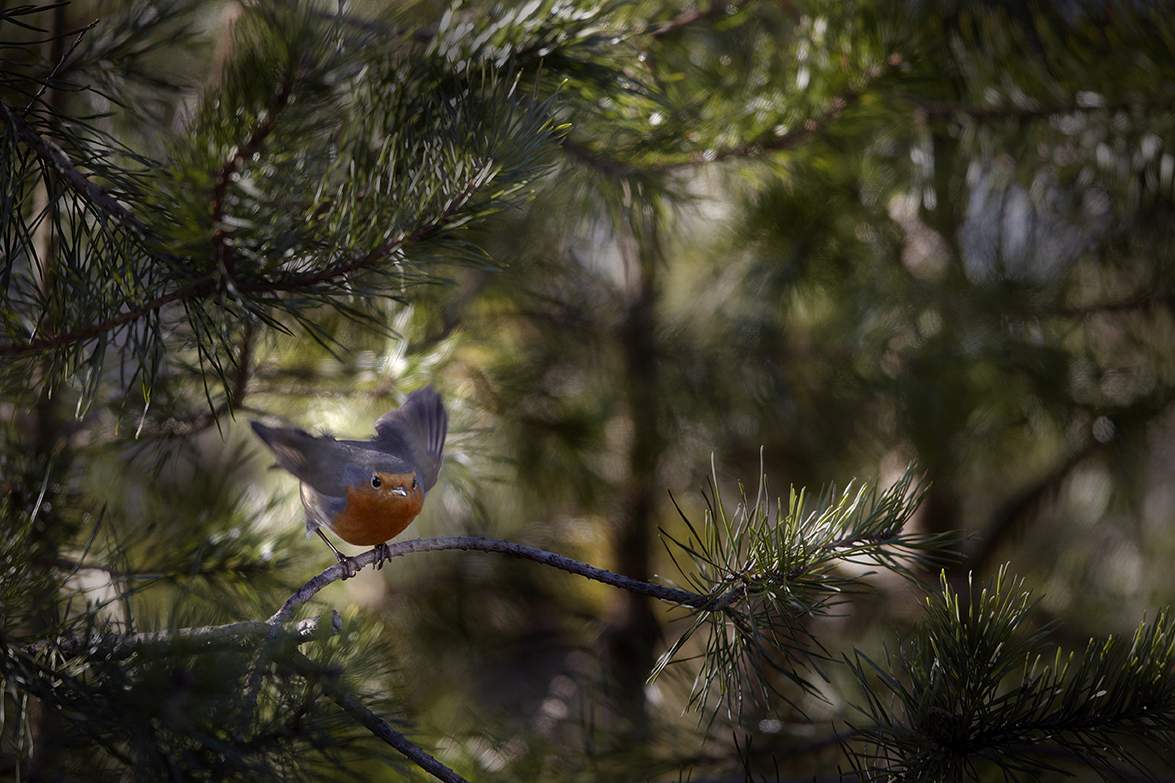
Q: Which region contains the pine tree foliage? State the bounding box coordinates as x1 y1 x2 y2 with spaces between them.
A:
849 570 1175 782
654 464 950 719
3 0 1175 781
1 0 563 417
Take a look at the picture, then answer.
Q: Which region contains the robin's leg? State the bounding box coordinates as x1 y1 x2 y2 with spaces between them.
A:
373 542 391 570
315 529 360 579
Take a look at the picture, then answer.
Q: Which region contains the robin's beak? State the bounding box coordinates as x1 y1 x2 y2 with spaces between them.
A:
392 486 409 497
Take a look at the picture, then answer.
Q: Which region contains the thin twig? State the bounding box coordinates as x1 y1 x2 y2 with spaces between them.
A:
644 1 729 39
229 320 255 409
246 162 492 293
146 319 255 435
235 622 283 741
269 536 709 626
211 55 307 278
21 20 95 116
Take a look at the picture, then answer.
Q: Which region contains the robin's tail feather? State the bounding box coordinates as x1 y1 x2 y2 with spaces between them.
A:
251 421 321 481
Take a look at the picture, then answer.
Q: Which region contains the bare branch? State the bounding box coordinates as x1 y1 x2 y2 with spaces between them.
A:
269 536 709 626
20 19 95 115
25 612 341 660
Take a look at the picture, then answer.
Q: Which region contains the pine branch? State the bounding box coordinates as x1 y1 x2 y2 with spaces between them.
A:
251 465 942 730
847 569 1175 781
562 55 901 178
0 277 211 356
0 97 186 270
18 20 93 113
967 438 1094 573
649 464 947 718
643 0 731 40
248 163 494 294
0 164 492 358
210 53 309 278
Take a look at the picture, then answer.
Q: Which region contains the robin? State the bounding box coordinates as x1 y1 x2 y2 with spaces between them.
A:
251 385 447 577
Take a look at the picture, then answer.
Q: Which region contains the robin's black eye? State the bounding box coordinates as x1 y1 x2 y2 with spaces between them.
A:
412 475 418 490
371 475 381 488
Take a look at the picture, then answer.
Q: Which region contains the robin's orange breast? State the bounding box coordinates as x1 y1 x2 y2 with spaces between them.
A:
329 471 425 546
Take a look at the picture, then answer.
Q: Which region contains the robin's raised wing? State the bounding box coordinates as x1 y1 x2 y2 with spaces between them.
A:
373 385 448 492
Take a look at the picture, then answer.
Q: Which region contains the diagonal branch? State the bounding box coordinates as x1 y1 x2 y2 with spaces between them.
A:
643 0 730 39
0 97 187 270
966 440 1094 574
20 20 94 116
0 278 216 356
286 651 472 783
244 162 493 293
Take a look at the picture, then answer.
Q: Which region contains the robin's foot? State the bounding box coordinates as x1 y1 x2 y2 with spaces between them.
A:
336 555 361 579
373 543 391 570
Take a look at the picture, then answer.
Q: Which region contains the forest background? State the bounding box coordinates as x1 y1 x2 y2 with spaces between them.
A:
4 0 1175 781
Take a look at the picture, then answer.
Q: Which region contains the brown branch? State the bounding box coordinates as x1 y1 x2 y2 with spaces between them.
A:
966 440 1095 574
286 651 472 783
241 162 492 293
0 165 490 357
688 95 852 168
644 1 729 39
0 279 217 356
21 21 94 116
562 95 842 177
229 320 255 408
211 54 309 277
177 319 256 431
146 318 258 435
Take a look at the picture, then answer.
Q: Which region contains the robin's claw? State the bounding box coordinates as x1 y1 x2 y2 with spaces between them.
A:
337 555 361 579
373 542 391 570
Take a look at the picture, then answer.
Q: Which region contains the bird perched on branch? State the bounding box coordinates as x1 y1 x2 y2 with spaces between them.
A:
251 385 447 578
